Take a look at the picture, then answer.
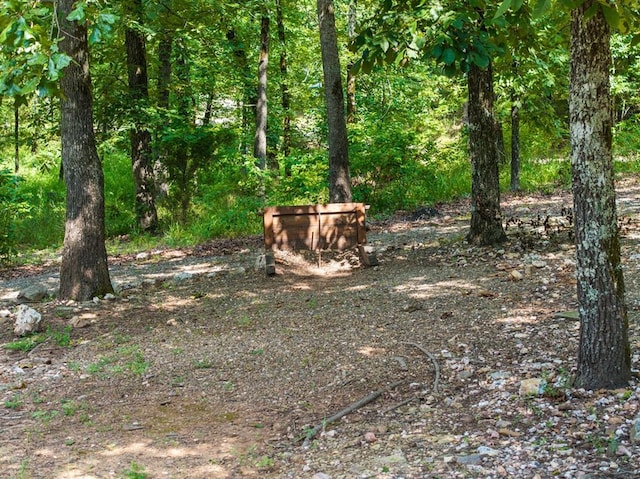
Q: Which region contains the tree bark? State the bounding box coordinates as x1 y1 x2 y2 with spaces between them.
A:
254 15 269 170
317 0 352 203
346 0 357 124
466 62 506 245
57 0 113 301
276 0 292 161
125 0 158 232
510 101 520 192
13 103 19 173
570 1 630 389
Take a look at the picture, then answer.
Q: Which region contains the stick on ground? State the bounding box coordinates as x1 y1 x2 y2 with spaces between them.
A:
403 342 441 393
301 380 403 448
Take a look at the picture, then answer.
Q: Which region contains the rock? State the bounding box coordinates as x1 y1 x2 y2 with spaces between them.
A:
519 378 546 396
629 415 640 445
457 370 474 380
490 371 511 380
1 309 12 318
477 446 500 457
532 260 547 268
104 293 116 300
312 474 331 479
173 272 194 282
456 454 482 465
70 316 93 329
510 270 524 281
16 283 48 303
364 431 377 443
14 305 43 336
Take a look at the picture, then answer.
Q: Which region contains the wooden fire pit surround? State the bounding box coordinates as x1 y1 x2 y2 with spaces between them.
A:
262 203 378 275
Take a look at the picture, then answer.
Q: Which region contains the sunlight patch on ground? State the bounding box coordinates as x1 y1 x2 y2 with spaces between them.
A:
393 278 481 298
358 346 387 357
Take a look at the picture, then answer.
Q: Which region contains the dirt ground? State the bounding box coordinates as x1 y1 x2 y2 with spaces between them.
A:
2 180 640 479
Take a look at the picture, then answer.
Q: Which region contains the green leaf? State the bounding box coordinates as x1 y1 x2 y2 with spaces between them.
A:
442 48 456 65
601 5 625 33
532 0 552 18
494 0 512 19
66 4 86 22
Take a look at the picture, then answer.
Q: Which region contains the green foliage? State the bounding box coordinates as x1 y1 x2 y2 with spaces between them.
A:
121 461 148 479
0 168 29 261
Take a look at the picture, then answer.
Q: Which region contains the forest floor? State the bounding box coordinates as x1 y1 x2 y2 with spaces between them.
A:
2 179 640 479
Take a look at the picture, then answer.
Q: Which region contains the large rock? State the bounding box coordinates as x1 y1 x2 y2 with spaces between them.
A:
14 305 42 336
16 283 48 303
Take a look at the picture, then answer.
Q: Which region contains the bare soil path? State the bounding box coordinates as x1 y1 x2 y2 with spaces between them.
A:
1 180 640 479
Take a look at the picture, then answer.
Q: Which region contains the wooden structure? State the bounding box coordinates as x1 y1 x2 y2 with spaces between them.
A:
263 203 376 274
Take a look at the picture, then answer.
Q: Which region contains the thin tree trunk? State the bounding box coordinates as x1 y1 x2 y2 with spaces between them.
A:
57 0 113 301
174 39 193 223
202 92 213 125
155 31 172 197
254 15 269 170
276 0 291 161
346 0 357 123
466 62 506 245
125 0 158 232
317 0 352 203
510 101 520 192
227 29 255 155
13 103 19 173
570 1 630 389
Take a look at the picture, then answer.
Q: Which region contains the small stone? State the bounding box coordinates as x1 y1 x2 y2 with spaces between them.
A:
312 474 331 479
498 428 522 437
1 309 12 318
16 283 48 303
103 293 116 300
167 318 179 326
519 378 546 396
510 270 524 281
14 305 42 336
477 446 500 457
364 431 377 443
173 272 194 282
629 415 640 445
532 260 547 268
458 370 474 380
456 454 482 465
70 316 92 329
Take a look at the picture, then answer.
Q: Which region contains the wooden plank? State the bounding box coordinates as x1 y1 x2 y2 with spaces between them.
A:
263 203 368 252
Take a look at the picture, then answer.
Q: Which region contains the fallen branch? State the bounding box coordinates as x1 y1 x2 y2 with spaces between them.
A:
381 396 417 415
300 380 403 448
403 342 441 393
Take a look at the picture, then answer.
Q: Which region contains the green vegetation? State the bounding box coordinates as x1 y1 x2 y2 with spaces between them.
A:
85 345 149 378
3 325 74 352
121 462 149 479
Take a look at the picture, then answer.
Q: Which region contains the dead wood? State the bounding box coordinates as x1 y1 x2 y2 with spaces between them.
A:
403 342 441 393
300 380 403 448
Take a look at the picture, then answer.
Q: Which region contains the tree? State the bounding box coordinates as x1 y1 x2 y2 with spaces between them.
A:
569 0 630 389
466 60 506 245
317 0 352 203
57 0 114 300
276 0 292 159
124 0 159 232
254 14 270 170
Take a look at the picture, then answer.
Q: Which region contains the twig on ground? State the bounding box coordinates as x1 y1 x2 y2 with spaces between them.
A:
381 396 417 415
300 380 403 448
403 342 441 393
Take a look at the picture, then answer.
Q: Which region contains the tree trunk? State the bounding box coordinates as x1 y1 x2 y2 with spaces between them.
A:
317 0 352 203
227 29 255 155
174 39 194 223
346 0 357 124
276 0 291 161
510 99 520 192
125 0 158 232
157 33 172 110
254 15 269 170
13 103 19 173
570 1 630 389
57 0 113 301
466 62 506 245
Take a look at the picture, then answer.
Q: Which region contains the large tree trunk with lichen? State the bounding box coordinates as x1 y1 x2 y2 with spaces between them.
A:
570 1 630 390
125 0 158 232
58 0 113 301
317 0 352 203
466 62 506 245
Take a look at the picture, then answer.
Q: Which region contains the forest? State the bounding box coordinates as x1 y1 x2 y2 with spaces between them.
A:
0 0 637 257
1 1 640 477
